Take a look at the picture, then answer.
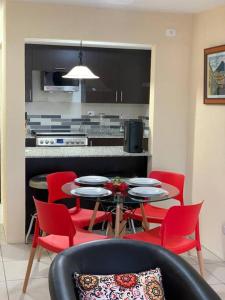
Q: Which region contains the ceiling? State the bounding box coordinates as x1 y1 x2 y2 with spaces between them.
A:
15 0 225 13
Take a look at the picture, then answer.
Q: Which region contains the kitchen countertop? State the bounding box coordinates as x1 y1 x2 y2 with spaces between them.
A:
25 146 150 158
26 133 149 139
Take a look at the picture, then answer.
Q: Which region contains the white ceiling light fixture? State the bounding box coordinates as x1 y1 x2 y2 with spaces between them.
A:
63 41 99 79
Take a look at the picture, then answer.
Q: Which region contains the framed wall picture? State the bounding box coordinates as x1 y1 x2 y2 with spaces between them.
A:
204 45 225 104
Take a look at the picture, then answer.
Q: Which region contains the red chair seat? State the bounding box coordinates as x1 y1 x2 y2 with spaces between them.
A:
125 227 197 254
39 229 107 253
71 209 110 228
126 204 168 224
46 172 112 229
124 171 185 225
23 199 109 293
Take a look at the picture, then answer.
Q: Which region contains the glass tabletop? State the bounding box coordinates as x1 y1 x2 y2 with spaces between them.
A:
62 181 179 205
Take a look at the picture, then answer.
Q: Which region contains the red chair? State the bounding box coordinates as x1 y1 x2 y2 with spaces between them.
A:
126 170 185 227
23 199 107 293
47 171 78 205
125 202 204 276
47 171 111 229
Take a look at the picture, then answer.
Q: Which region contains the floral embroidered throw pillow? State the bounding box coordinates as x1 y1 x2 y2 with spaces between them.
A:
74 268 165 300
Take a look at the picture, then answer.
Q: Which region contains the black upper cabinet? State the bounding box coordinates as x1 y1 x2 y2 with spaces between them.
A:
82 47 118 103
32 45 78 72
25 45 33 102
118 49 150 104
25 44 151 103
25 44 79 102
82 47 151 104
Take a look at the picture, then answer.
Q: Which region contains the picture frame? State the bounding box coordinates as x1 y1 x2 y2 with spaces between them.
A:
204 45 225 104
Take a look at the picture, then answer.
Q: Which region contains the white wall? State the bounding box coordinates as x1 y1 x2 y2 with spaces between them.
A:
1 0 7 232
2 1 193 242
190 6 225 259
26 102 149 119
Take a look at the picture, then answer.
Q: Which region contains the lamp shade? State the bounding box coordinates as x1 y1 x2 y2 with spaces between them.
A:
62 65 99 79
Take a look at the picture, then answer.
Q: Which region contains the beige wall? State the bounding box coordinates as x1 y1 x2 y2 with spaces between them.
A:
1 0 7 231
2 1 193 242
190 6 225 259
0 2 3 225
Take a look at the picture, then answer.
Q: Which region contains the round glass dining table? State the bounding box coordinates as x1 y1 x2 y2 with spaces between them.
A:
62 181 179 238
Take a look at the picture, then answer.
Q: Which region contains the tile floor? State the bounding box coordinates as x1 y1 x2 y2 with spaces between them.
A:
0 222 225 299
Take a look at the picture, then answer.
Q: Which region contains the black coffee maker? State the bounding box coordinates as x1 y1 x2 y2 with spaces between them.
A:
123 119 143 153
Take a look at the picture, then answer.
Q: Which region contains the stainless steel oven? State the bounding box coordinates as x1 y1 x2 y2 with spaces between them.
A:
35 132 88 147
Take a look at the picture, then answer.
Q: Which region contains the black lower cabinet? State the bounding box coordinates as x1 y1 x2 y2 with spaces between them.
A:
25 138 36 147
88 138 148 150
25 156 148 233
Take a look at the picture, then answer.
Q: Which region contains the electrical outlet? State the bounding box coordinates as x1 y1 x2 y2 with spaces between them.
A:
87 111 95 116
165 28 176 37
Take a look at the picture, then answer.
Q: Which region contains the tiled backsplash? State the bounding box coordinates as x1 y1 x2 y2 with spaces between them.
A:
26 114 149 135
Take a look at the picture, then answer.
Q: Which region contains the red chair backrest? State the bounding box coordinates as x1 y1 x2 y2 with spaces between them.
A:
161 202 203 246
34 198 76 238
149 170 185 205
47 171 77 203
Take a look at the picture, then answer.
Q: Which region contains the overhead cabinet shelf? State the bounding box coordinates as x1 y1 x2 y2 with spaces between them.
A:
32 44 79 72
25 44 151 104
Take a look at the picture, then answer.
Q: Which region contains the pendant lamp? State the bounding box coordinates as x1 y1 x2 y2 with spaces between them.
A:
63 41 99 79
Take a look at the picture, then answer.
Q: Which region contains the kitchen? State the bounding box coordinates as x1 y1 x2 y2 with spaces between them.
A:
25 42 151 235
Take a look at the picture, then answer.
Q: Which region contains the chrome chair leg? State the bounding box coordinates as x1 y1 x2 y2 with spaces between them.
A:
130 219 136 233
101 221 106 231
128 219 132 231
25 213 37 244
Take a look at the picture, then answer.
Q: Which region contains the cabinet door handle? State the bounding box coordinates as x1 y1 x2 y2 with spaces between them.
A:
29 90 32 101
55 67 66 70
116 90 118 103
120 91 123 103
90 140 93 146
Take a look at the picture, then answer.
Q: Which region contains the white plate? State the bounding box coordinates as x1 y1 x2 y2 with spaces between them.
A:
128 187 168 198
128 177 161 187
71 187 112 198
75 176 110 185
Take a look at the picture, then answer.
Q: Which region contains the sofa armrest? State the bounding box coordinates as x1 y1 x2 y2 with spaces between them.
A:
150 247 221 300
48 240 221 300
49 254 78 300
